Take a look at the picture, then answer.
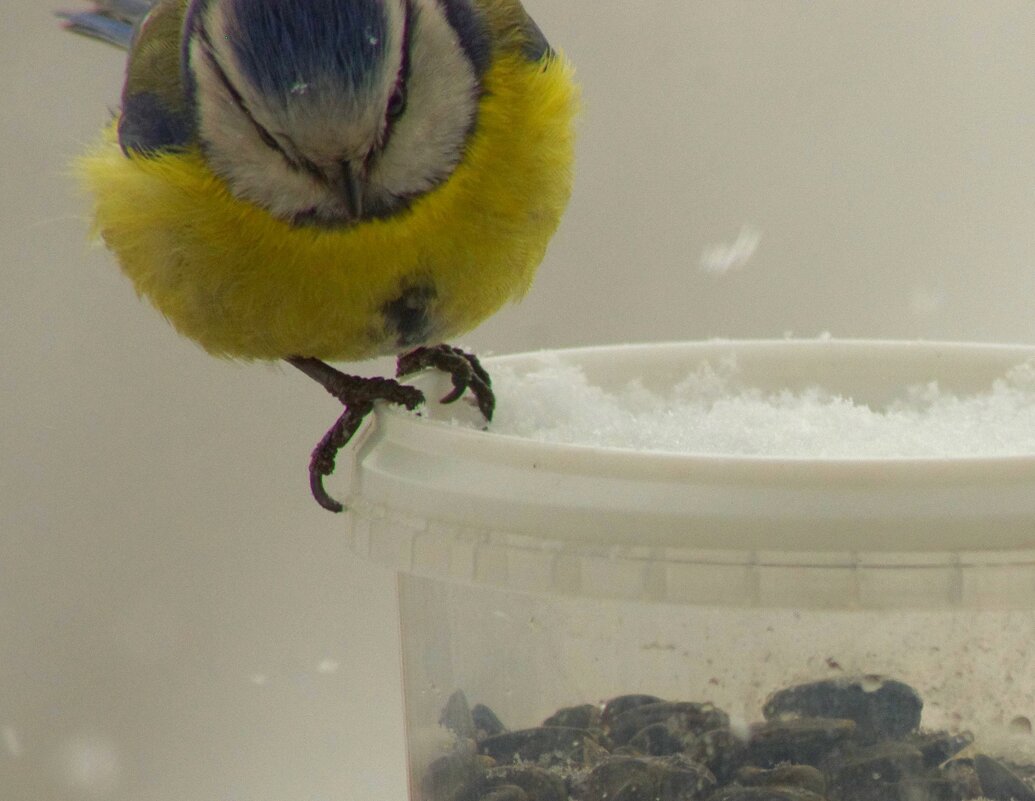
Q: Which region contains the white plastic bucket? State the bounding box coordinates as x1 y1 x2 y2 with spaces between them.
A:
340 341 1035 801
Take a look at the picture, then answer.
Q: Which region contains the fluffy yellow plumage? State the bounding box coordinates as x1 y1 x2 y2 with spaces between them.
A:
66 0 577 511
78 51 578 362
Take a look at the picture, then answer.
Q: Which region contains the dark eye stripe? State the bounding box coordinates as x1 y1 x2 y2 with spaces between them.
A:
379 0 413 149
435 0 491 75
194 21 306 174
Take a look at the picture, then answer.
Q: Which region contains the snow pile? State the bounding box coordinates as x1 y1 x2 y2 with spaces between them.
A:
481 356 1035 458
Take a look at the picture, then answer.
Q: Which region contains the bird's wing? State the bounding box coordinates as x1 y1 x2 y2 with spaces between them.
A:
476 0 553 62
118 0 195 152
60 0 195 153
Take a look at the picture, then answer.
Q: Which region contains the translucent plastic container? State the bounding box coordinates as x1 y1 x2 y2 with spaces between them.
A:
341 341 1035 801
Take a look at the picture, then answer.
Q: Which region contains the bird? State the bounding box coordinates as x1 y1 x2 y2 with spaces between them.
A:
58 0 577 512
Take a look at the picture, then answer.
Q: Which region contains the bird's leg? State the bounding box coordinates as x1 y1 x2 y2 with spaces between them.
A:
396 344 495 422
287 356 424 513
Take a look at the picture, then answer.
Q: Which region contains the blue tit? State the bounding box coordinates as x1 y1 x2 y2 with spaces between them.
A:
59 0 578 511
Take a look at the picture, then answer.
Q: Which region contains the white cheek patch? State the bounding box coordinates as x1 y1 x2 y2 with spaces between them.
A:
367 0 481 198
200 0 403 165
187 0 477 222
189 36 334 219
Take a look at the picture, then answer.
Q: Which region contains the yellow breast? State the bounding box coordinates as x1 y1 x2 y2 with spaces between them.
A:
78 52 578 361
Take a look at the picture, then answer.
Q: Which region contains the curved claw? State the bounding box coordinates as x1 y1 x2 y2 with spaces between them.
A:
310 470 345 514
463 369 494 421
287 356 426 513
438 359 472 405
396 344 495 422
306 407 363 513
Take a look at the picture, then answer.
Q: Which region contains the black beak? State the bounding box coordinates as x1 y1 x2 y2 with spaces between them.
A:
339 161 363 219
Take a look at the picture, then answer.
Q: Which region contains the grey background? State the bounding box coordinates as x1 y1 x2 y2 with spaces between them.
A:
4 2 1035 799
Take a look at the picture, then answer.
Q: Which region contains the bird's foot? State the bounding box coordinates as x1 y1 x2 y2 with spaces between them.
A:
288 356 424 513
396 344 494 422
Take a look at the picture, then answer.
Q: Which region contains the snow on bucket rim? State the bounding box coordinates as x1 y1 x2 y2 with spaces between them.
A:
341 340 1035 564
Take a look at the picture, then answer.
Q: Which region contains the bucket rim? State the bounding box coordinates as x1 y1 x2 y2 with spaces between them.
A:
373 337 1035 484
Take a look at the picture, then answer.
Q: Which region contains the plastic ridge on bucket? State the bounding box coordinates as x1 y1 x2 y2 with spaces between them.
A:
342 340 1035 609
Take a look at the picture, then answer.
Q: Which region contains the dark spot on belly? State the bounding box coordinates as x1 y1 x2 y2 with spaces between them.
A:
383 282 438 347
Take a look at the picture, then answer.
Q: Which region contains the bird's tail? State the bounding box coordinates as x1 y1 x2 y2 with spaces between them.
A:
56 0 156 49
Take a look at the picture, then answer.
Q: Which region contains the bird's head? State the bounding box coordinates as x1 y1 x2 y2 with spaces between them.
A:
183 0 489 225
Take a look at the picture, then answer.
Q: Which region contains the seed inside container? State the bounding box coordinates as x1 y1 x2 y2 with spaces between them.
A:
423 676 1035 801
